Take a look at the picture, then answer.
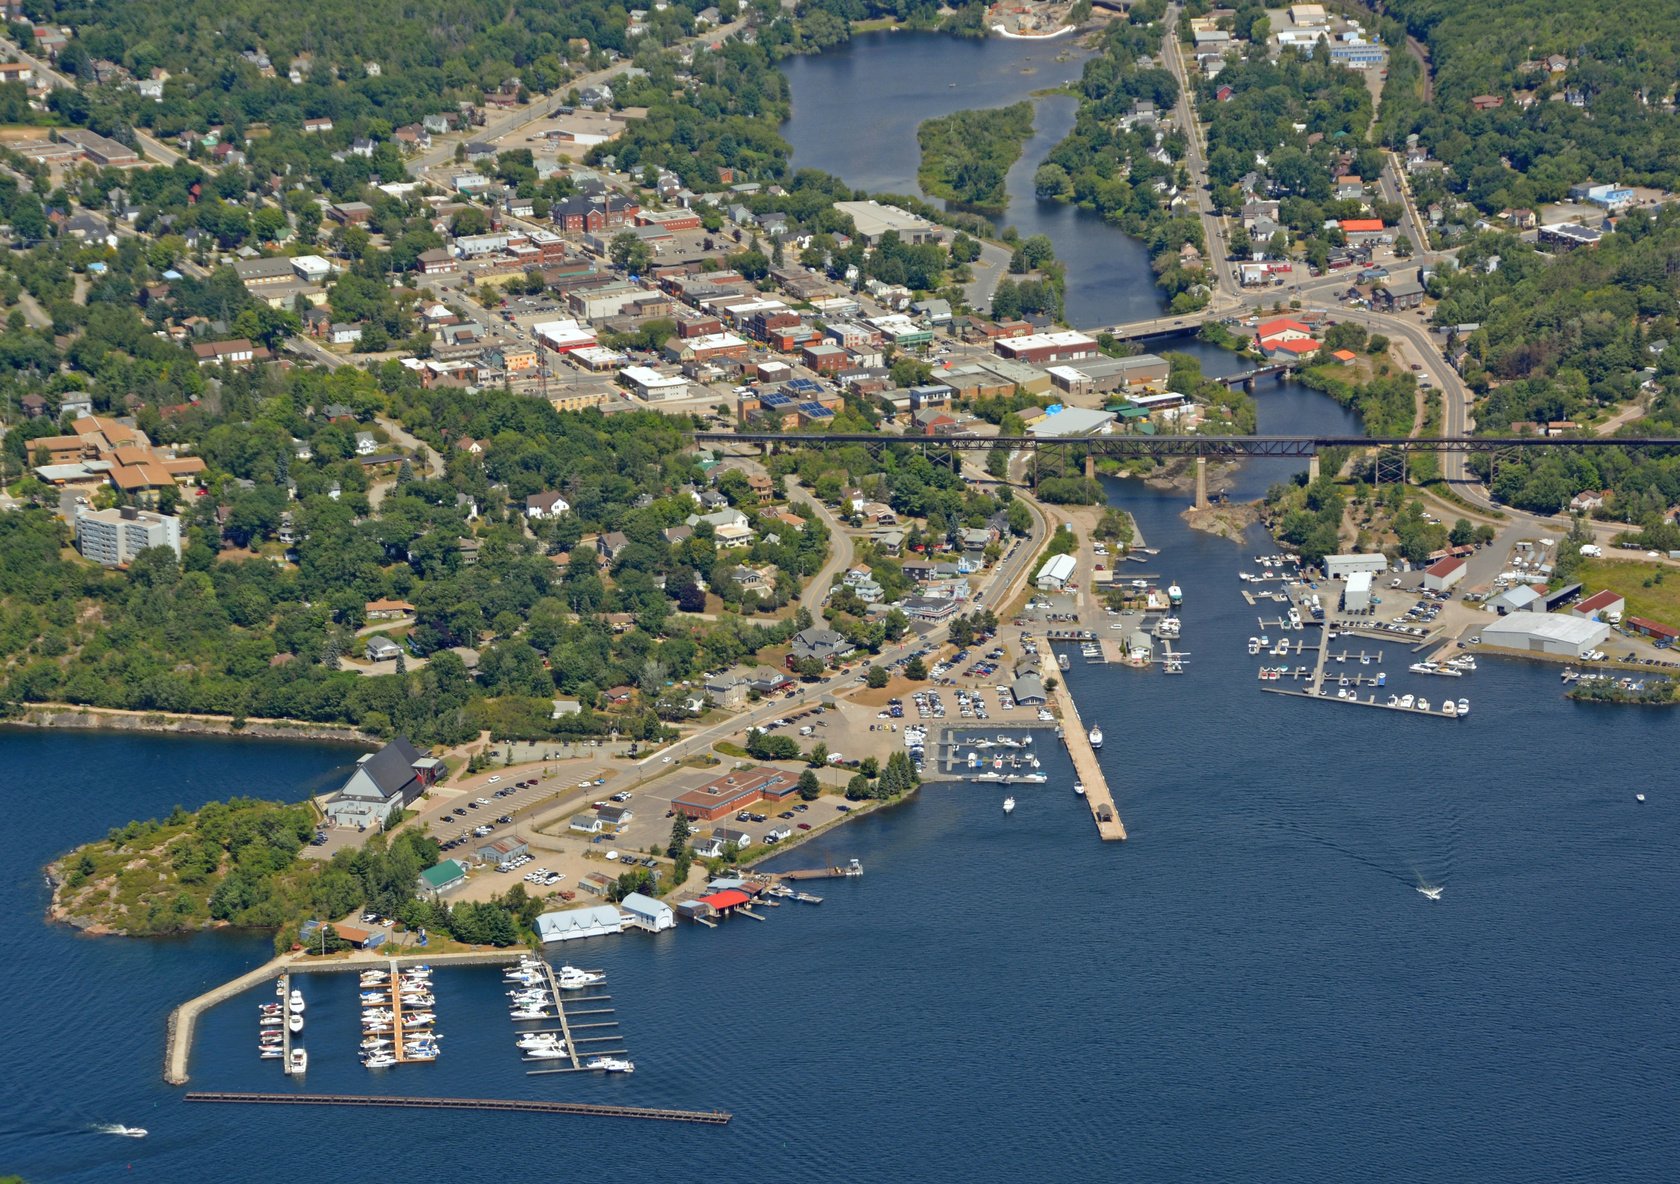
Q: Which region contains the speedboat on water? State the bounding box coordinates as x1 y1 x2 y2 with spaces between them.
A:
586 1056 635 1073
1003 797 1015 814
1417 885 1444 901
557 966 605 989
98 1125 147 1138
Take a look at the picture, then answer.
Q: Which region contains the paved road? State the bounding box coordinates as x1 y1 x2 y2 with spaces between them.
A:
962 240 1016 315
783 476 854 627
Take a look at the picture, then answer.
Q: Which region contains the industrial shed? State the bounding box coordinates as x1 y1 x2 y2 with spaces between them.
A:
1325 553 1388 579
1480 612 1608 657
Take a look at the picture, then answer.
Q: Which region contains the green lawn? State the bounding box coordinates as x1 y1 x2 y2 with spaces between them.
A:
1578 558 1680 627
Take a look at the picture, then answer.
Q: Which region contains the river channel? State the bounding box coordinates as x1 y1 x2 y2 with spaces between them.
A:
780 31 1167 326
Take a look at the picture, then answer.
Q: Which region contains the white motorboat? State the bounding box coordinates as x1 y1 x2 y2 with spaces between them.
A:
402 1012 436 1027
1386 694 1399 706
260 1014 283 1027
556 966 605 989
525 1043 569 1060
509 1007 553 1021
404 1047 439 1062
1073 780 1086 796
285 1048 308 1075
288 1012 304 1034
360 1036 393 1050
1398 694 1415 709
1442 701 1458 717
518 1033 566 1050
258 1047 283 1059
1002 796 1016 814
1417 885 1444 901
586 1056 635 1073
1417 697 1430 712
1167 583 1183 606
362 1052 397 1069
288 989 305 1015
1456 698 1469 716
97 1125 148 1138
1637 793 1646 803
1088 725 1103 749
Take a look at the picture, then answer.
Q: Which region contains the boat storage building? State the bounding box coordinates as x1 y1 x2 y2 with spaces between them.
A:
536 904 624 943
1343 570 1372 611
619 891 675 932
1480 612 1608 657
1325 553 1388 579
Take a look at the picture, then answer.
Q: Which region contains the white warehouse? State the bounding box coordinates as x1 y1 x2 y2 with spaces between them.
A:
1036 553 1077 591
1480 612 1609 658
1325 552 1388 579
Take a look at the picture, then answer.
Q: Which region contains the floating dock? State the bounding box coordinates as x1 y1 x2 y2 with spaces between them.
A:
1041 654 1125 841
184 1092 730 1125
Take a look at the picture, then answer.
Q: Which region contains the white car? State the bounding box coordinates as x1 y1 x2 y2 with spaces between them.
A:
475 796 490 805
487 776 501 784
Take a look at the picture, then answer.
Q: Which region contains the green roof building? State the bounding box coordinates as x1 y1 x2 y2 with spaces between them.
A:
417 859 467 897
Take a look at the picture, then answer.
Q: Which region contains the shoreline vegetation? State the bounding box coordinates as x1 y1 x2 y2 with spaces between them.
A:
916 102 1036 213
5 703 381 745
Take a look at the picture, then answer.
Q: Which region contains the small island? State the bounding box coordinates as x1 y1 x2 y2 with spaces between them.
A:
917 102 1036 211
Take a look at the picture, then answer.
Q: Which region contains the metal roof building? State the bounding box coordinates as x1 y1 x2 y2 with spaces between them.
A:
620 891 675 932
1325 553 1388 579
1480 612 1608 657
536 904 624 943
1036 553 1077 590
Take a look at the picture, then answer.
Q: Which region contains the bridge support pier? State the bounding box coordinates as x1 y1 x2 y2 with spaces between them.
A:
1307 453 1321 483
1193 456 1209 510
1083 453 1095 481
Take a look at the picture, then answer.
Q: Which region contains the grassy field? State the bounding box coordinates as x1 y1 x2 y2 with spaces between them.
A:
1577 558 1680 627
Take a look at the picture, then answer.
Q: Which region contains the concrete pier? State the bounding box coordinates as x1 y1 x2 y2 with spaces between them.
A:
1042 654 1126 840
164 955 288 1085
1193 456 1209 510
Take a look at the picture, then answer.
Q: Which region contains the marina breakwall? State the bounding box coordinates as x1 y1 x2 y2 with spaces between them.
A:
1041 653 1127 841
163 948 527 1085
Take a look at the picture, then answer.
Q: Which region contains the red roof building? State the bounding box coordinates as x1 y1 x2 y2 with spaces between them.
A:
671 766 797 821
1626 616 1680 642
1573 590 1626 619
698 889 752 912
1339 218 1386 234
1423 556 1466 591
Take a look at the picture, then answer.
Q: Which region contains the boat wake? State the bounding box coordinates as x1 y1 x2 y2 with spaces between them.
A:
1416 883 1444 901
93 1123 148 1138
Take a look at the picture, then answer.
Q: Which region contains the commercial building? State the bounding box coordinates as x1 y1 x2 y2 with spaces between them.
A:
995 331 1099 365
1481 612 1609 657
1626 617 1680 645
1423 556 1466 591
536 904 624 943
323 736 443 829
1027 406 1115 439
619 365 690 401
477 837 529 867
1325 553 1388 579
1343 570 1373 611
1036 553 1076 591
1046 353 1170 397
671 766 798 822
832 200 939 245
75 506 182 567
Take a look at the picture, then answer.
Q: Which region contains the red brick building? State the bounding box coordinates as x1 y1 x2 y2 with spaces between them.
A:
670 766 798 822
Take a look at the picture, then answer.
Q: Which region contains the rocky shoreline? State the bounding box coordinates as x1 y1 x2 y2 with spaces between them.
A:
8 704 378 745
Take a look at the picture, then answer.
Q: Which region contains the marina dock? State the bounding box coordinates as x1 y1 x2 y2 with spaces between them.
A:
185 1091 730 1125
1041 654 1126 841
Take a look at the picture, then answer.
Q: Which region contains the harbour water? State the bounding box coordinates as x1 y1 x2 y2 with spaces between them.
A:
779 31 1166 325
7 379 1680 1179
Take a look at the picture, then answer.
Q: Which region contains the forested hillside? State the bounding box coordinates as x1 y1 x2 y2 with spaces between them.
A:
1379 0 1680 208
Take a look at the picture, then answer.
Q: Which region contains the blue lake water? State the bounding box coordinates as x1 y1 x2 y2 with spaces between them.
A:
7 383 1679 1180
780 31 1168 326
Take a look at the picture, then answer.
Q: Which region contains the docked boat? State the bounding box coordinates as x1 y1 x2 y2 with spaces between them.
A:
1058 652 1071 671
285 1048 307 1075
1386 694 1398 706
1003 796 1016 814
1417 697 1431 712
1167 583 1183 607
518 1032 566 1050
586 1056 635 1074
526 1044 570 1060
1442 700 1458 717
1398 694 1415 709
288 1012 303 1034
557 966 605 989
509 1007 553 1021
1456 698 1469 716
362 1052 397 1069
258 1047 283 1059
1073 780 1086 796
1088 725 1103 749
1247 637 1261 655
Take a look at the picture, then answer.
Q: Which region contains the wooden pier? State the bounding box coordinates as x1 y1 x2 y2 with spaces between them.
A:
1040 654 1126 841
773 861 862 881
530 959 581 1069
184 1091 730 1125
279 974 292 1069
